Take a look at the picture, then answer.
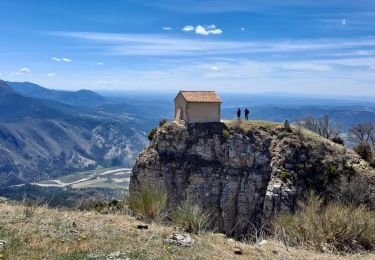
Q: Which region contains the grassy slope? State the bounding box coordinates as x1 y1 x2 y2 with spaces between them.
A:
0 202 374 260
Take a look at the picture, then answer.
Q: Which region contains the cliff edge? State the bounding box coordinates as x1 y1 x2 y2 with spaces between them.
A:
130 120 374 236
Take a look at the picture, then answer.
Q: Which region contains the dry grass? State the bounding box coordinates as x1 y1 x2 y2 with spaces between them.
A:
127 185 168 221
223 120 333 148
273 194 375 253
224 120 331 143
170 201 211 233
0 202 375 259
223 120 282 131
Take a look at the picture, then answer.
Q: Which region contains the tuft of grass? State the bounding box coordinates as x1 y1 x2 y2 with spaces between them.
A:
159 119 168 127
22 196 43 219
233 119 242 131
222 129 230 139
279 171 295 183
170 201 211 234
147 128 158 141
272 193 375 253
127 186 167 221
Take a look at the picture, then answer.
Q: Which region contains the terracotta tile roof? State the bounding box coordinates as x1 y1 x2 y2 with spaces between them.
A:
178 91 222 103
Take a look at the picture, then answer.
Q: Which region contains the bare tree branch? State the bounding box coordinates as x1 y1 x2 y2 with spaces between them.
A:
349 122 375 151
299 114 340 140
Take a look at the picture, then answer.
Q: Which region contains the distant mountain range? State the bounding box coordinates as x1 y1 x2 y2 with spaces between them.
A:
0 80 147 186
1 80 375 187
6 81 106 107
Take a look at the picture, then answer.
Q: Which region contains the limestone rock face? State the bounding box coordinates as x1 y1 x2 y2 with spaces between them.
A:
130 121 371 236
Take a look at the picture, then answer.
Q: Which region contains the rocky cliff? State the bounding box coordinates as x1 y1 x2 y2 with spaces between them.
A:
130 121 374 236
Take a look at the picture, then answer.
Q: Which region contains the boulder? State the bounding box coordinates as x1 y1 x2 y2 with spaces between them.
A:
165 233 194 247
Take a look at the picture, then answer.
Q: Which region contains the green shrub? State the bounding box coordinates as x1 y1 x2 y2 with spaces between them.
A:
272 193 375 253
324 164 341 183
369 154 375 168
76 199 125 214
147 128 158 141
127 186 167 221
284 119 292 132
159 119 168 127
318 163 355 186
331 136 344 145
170 201 210 233
222 129 230 139
279 171 295 183
354 142 372 161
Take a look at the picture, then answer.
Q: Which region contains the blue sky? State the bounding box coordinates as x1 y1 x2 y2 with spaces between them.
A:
1 0 375 96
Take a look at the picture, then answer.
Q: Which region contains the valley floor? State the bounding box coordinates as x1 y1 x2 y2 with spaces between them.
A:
0 202 374 259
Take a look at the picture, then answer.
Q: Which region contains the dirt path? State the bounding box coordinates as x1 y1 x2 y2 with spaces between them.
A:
22 168 131 188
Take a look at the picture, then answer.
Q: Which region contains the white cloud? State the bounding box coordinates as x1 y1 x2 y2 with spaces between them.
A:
47 72 56 77
52 57 72 62
195 25 223 35
194 25 208 35
211 66 219 71
209 29 223 35
182 25 195 32
97 62 104 65
56 31 375 58
162 26 172 30
341 19 347 26
280 63 332 71
81 58 375 96
17 67 32 75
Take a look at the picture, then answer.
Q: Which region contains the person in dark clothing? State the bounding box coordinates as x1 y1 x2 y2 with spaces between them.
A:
244 108 250 120
237 108 241 119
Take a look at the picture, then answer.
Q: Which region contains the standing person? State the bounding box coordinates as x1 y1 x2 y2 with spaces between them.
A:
244 108 249 120
237 108 241 119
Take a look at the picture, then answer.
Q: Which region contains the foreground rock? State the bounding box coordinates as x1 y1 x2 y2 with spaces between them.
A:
130 121 374 236
105 251 129 260
0 240 5 252
165 233 194 247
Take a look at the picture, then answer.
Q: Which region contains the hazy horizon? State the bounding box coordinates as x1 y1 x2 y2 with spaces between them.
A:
4 80 375 102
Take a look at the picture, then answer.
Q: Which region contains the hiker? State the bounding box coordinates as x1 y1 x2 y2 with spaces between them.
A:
244 108 250 120
237 108 241 119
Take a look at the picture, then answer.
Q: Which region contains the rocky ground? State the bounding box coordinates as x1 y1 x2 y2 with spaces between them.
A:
1 201 374 259
131 120 375 237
